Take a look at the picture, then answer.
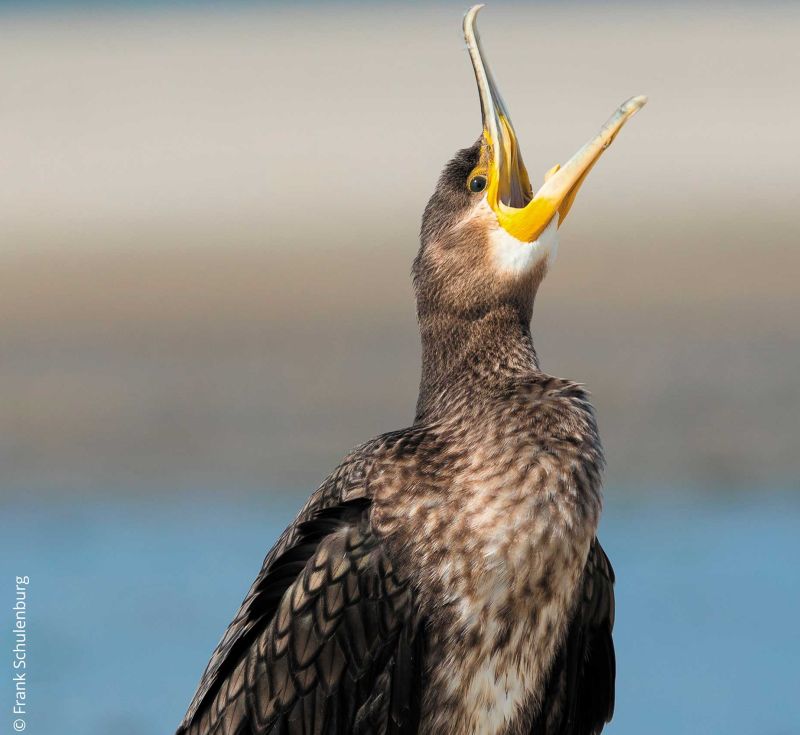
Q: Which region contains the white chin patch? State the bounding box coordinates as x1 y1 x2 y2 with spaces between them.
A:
489 211 559 276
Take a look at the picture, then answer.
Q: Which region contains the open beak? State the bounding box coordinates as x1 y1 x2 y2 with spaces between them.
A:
463 5 647 243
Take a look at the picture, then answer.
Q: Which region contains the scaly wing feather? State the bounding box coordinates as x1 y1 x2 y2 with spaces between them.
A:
177 497 425 735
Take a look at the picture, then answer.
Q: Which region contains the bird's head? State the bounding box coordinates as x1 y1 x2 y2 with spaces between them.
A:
414 5 646 322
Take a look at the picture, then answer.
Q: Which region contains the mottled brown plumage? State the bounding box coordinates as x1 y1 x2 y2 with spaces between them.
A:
176 135 616 735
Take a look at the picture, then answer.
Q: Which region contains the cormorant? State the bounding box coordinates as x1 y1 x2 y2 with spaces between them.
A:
177 6 646 734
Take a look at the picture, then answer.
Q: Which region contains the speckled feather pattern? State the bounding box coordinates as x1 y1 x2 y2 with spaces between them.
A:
371 376 604 734
177 139 617 735
178 374 610 735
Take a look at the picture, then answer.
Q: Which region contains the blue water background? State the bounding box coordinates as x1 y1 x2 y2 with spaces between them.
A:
2 492 798 734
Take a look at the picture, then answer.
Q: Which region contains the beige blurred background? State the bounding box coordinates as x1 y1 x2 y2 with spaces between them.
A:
2 1 799 500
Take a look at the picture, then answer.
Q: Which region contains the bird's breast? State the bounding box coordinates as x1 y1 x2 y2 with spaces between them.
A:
372 388 604 734
419 471 596 734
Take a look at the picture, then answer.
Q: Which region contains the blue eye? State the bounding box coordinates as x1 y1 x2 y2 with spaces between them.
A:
468 174 487 193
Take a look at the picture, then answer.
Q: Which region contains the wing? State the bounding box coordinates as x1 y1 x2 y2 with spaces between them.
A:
177 498 425 735
531 539 616 735
178 449 376 732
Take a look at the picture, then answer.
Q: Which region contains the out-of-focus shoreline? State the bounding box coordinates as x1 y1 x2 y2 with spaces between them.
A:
2 2 798 499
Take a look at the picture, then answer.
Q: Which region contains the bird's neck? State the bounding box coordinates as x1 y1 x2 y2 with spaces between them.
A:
415 303 540 423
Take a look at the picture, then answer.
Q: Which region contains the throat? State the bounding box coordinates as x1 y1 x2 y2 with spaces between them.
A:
415 304 539 422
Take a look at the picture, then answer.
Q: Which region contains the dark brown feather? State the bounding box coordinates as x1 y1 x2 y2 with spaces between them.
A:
531 540 616 735
177 499 424 735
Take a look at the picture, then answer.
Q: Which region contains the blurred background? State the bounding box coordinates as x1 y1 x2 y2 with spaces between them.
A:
1 1 798 733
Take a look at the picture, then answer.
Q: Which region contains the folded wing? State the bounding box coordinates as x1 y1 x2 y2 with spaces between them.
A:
531 539 616 735
177 498 425 735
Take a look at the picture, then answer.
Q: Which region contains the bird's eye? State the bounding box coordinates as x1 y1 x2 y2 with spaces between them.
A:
468 174 487 193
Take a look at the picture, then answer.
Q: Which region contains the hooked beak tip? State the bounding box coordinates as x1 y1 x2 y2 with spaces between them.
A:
622 95 649 119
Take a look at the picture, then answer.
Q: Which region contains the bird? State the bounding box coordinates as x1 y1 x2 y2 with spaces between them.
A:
176 6 646 735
